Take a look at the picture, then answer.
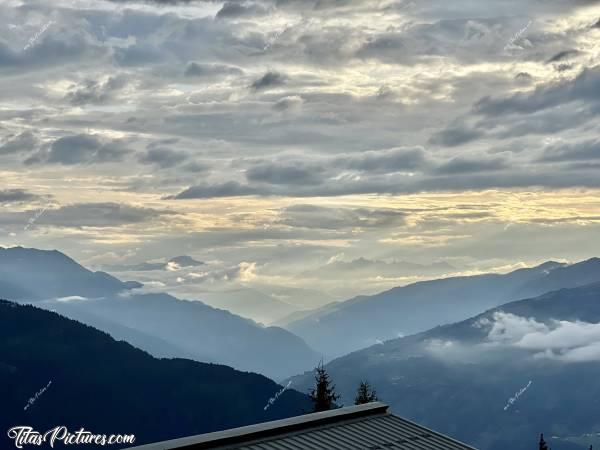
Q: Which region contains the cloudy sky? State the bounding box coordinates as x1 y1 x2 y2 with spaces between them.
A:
1 0 599 308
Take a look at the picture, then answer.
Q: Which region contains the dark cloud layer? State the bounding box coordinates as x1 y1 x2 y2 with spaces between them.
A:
65 76 128 106
138 147 189 168
279 204 406 230
0 131 38 155
28 203 172 227
170 181 261 199
251 71 286 90
184 62 243 77
539 139 600 162
25 135 132 166
474 66 600 117
0 189 40 203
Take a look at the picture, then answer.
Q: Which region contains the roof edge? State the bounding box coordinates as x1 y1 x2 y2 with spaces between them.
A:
128 402 390 450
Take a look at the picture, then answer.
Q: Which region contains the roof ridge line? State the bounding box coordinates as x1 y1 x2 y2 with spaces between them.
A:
129 402 390 450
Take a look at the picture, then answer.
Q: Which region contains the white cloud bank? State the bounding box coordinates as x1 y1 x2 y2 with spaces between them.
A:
479 312 600 363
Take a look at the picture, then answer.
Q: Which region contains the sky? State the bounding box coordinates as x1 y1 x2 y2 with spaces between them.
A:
1 0 599 310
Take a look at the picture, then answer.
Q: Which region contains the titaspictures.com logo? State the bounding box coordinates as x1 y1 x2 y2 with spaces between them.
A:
7 426 135 448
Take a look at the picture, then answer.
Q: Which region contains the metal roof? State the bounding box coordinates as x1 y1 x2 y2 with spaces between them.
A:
127 402 477 450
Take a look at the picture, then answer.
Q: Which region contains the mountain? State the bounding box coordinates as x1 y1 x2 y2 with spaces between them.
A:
0 246 136 300
0 247 319 380
288 282 600 450
302 257 455 279
273 301 340 328
48 293 318 380
198 288 299 324
0 300 311 449
285 258 600 358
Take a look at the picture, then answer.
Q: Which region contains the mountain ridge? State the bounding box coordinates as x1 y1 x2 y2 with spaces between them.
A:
0 299 311 449
285 258 600 358
0 247 319 380
288 281 600 450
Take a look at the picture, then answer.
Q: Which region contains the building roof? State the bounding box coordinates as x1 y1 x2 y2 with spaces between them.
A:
128 402 477 450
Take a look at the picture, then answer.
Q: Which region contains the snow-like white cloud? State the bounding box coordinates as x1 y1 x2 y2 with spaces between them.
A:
479 312 600 363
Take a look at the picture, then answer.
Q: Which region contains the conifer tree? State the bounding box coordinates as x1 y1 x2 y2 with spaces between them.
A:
539 433 549 450
354 380 378 405
308 361 340 412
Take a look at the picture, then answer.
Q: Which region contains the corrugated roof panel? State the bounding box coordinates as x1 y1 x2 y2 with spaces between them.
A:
128 403 477 450
239 412 475 450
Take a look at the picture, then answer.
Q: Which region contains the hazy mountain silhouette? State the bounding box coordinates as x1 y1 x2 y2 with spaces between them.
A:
0 247 319 380
198 288 299 324
49 293 318 380
0 300 311 449
286 259 600 358
288 282 600 450
302 257 455 279
0 246 135 300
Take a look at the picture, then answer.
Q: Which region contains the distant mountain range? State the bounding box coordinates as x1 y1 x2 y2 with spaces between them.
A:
197 288 299 324
101 255 334 324
288 282 600 450
285 258 600 358
0 300 311 449
4 245 600 450
0 247 319 380
0 247 142 300
302 257 455 279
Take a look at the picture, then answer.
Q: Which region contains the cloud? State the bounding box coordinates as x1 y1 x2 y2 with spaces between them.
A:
56 296 89 302
429 124 483 147
138 147 189 168
2 0 600 298
169 181 260 199
246 162 324 185
183 261 258 284
0 23 108 72
273 95 303 111
0 131 39 155
65 76 128 106
479 312 600 363
184 62 243 77
334 147 427 173
546 49 581 64
434 157 509 175
0 189 40 203
473 66 600 116
538 138 600 162
25 202 174 227
216 2 268 19
106 255 204 272
278 204 407 230
25 134 132 166
251 71 287 90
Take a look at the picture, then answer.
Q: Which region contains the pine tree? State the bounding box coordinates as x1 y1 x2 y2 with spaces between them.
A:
539 433 549 450
308 361 340 412
354 380 378 405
